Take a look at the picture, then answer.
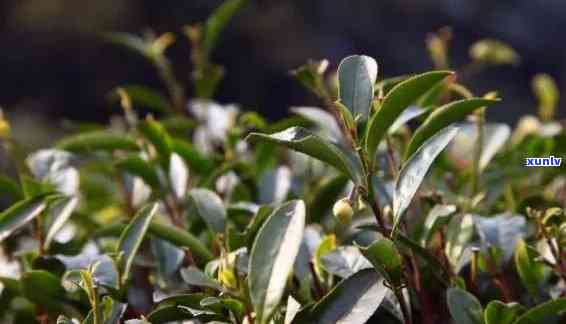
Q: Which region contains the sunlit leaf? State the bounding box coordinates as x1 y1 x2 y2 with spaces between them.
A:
405 98 499 160
337 55 378 120
247 127 364 184
0 195 48 242
392 126 459 232
117 203 159 284
249 200 305 324
365 71 452 160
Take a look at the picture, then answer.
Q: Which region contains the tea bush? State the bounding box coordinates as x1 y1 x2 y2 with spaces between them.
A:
1 1 566 323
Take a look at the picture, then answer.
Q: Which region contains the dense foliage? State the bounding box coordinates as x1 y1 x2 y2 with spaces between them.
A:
1 1 565 323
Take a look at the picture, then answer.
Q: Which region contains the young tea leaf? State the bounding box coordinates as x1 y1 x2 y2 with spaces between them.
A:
359 238 403 287
514 298 566 324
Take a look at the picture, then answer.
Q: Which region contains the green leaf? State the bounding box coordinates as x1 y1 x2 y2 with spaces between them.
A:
117 203 159 284
106 33 151 59
116 155 159 188
337 55 378 120
447 287 484 324
203 0 247 54
365 71 452 160
149 222 214 263
359 238 403 287
249 200 306 324
514 239 545 296
392 126 459 232
532 74 559 121
420 204 457 246
171 138 213 174
405 98 499 160
181 266 223 291
445 214 474 271
109 85 173 114
484 301 525 324
314 235 337 279
21 270 66 308
514 298 566 324
44 195 79 250
139 118 173 162
189 189 226 233
0 195 48 242
470 39 519 66
292 269 387 324
56 131 139 152
0 175 23 201
247 127 363 184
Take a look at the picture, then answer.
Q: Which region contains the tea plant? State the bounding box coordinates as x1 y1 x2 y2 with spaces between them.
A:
1 1 566 324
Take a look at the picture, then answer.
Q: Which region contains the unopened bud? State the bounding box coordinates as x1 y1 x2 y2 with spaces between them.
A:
333 198 354 223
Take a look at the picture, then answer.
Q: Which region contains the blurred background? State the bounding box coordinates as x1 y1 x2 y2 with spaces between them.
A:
1 0 566 147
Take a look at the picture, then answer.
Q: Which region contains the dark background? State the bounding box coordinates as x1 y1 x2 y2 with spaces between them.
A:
1 0 566 145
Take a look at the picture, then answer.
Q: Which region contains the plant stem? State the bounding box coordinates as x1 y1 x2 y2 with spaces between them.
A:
394 287 413 324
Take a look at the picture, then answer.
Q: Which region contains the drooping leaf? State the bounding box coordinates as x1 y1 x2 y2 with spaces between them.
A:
446 287 484 324
484 301 525 324
44 195 79 250
189 189 227 233
292 269 387 324
117 203 159 284
365 71 453 160
0 195 48 242
514 298 566 324
248 200 306 324
392 126 459 232
359 238 403 287
247 127 363 184
337 55 378 120
404 98 499 160
56 131 139 152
